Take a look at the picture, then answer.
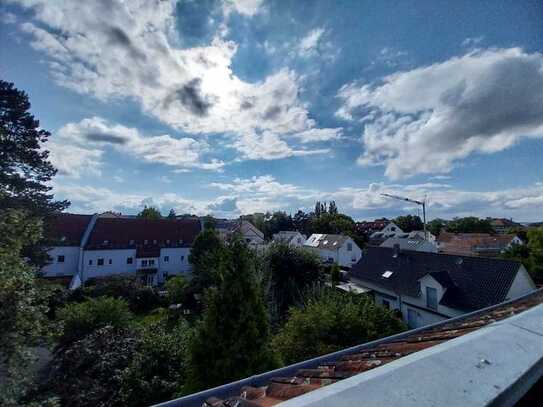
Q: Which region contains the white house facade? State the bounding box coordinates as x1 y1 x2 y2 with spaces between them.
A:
42 213 202 288
304 234 362 269
215 219 265 249
272 231 307 247
350 246 536 328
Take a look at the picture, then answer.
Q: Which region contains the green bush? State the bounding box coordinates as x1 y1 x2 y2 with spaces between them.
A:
164 275 188 305
330 263 341 285
273 290 406 364
70 276 163 314
57 297 133 347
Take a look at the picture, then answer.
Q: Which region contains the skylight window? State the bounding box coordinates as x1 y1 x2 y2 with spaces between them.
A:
382 271 394 278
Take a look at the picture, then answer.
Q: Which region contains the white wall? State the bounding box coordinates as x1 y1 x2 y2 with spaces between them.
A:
42 246 80 277
159 247 192 278
337 238 362 268
82 249 137 281
506 266 536 299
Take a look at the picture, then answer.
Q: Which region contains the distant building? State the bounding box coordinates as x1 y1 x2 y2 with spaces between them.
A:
41 213 202 288
489 217 523 234
272 231 307 247
214 218 265 249
380 235 438 253
304 234 362 269
367 222 404 245
350 246 536 328
437 232 523 257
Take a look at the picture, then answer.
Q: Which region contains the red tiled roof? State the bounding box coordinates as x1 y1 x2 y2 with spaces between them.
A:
192 289 543 407
437 232 518 256
86 217 201 249
46 213 93 246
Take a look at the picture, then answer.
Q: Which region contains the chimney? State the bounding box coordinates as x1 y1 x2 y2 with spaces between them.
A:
393 243 400 258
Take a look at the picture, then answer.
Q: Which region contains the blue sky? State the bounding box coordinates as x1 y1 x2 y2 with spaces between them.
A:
1 0 543 221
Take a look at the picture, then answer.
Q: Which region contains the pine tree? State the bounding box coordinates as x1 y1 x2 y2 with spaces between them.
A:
187 238 277 391
167 208 177 219
328 201 338 215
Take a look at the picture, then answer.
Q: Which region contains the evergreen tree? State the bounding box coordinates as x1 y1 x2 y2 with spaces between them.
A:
137 205 162 220
328 200 338 215
167 208 177 219
314 201 321 217
0 80 68 216
187 238 277 391
188 228 225 292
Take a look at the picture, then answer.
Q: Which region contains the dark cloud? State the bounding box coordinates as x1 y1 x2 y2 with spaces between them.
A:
263 105 282 120
167 78 212 116
84 132 128 145
240 98 255 110
106 26 146 61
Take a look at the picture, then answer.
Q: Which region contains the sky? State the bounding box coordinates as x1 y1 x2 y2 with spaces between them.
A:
1 0 543 221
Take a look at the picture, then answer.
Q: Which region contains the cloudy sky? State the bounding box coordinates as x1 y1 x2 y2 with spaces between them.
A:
1 0 543 221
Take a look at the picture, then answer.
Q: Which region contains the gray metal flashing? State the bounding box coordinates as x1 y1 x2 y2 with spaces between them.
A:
279 303 543 407
152 289 542 407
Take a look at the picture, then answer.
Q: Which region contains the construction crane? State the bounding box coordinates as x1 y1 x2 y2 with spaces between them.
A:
381 193 428 239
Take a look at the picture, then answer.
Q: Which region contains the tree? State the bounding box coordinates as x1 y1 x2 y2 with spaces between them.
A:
310 212 356 235
328 200 338 215
445 217 493 234
330 263 341 285
427 218 447 237
0 209 49 406
137 205 162 220
187 238 278 391
57 297 133 347
527 227 543 283
293 210 311 236
263 243 323 323
188 228 225 292
273 289 406 365
164 276 188 305
167 208 177 219
0 80 68 216
394 215 423 233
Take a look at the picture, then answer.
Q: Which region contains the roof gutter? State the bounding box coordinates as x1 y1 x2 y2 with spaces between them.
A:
153 288 542 407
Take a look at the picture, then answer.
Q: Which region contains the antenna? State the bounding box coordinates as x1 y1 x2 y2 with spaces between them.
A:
381 193 428 239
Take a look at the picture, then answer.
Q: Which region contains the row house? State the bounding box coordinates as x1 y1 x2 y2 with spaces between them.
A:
41 213 202 288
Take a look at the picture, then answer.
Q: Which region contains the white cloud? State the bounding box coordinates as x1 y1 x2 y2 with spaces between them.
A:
299 28 325 57
12 0 336 161
48 117 224 177
337 48 543 179
223 0 264 16
292 128 343 143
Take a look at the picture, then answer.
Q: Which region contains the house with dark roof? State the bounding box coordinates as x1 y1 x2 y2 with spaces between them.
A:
42 213 202 287
304 234 362 269
350 246 536 328
153 288 543 407
214 218 265 249
437 231 523 257
380 235 438 253
489 217 523 234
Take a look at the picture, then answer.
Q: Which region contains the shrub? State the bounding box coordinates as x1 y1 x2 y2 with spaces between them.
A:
330 263 341 285
273 290 406 364
70 276 163 314
48 326 138 407
57 297 132 347
164 276 188 304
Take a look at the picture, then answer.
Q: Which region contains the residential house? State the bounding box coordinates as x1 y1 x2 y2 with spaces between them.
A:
489 217 523 234
272 231 307 247
355 218 390 236
362 221 404 245
380 235 438 253
406 229 436 242
214 218 265 249
304 234 362 269
437 231 523 257
350 246 536 328
157 288 543 407
41 213 202 288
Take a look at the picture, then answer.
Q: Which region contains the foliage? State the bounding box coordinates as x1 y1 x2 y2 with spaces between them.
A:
167 208 177 219
57 297 133 347
445 217 493 234
273 289 406 365
330 263 341 285
427 218 447 237
137 205 162 219
394 215 424 233
165 275 188 304
263 243 323 323
71 275 163 314
0 209 50 406
0 80 68 217
527 227 543 282
187 238 278 392
118 319 191 406
188 227 225 292
48 326 138 407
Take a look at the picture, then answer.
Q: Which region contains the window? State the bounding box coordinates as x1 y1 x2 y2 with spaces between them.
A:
144 239 148 244
164 256 169 262
97 258 104 266
407 309 418 328
382 299 390 309
127 257 133 264
108 259 112 265
391 226 396 231
57 255 65 263
149 259 155 266
426 287 438 310
347 242 353 251
142 260 148 267
88 259 93 265
181 255 185 262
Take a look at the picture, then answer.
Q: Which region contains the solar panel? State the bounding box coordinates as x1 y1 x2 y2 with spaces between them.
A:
382 271 393 278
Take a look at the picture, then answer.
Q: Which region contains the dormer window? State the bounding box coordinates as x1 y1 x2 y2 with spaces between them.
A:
144 239 148 245
347 242 353 251
153 239 157 244
103 240 109 245
129 239 135 245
